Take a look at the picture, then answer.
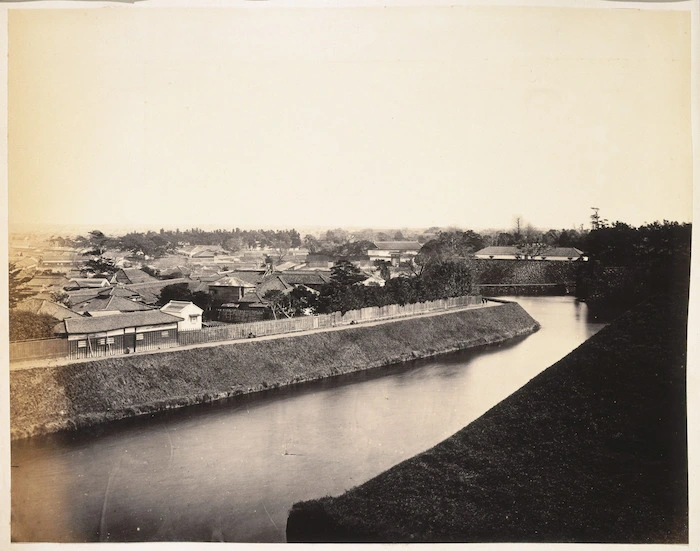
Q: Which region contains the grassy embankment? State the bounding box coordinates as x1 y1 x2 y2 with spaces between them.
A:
10 303 538 440
287 293 688 543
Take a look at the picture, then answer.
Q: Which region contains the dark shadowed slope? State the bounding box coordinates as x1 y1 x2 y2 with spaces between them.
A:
287 294 688 543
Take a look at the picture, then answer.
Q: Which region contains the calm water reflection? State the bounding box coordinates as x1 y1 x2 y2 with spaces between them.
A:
11 296 611 542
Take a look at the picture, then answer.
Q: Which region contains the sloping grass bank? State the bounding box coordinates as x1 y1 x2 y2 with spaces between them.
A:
10 303 538 440
287 294 688 543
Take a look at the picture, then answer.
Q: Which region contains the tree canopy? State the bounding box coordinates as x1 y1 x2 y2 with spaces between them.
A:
9 310 59 342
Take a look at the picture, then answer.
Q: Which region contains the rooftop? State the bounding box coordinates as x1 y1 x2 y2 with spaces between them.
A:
160 300 203 315
71 295 154 313
373 241 422 251
475 246 585 257
58 310 182 335
210 276 256 288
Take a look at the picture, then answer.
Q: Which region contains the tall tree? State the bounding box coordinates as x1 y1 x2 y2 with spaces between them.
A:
263 290 294 319
330 260 368 286
80 229 118 277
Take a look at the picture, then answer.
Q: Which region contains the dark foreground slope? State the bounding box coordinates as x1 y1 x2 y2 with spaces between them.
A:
287 294 688 543
11 303 538 440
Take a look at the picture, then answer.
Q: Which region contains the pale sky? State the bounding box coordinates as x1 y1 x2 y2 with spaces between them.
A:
8 6 692 232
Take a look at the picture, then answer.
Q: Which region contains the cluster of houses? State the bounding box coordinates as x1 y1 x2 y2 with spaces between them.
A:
10 237 588 356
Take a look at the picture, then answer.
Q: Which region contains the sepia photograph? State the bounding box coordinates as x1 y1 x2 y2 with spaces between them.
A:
2 0 696 546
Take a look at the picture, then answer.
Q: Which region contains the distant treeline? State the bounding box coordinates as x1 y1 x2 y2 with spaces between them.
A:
53 228 303 258
49 223 592 260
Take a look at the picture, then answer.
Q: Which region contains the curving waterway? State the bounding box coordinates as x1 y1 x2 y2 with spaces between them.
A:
11 296 612 543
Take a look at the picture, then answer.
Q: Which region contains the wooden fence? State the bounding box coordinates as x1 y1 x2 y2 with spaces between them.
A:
10 338 69 362
10 295 484 363
178 295 482 346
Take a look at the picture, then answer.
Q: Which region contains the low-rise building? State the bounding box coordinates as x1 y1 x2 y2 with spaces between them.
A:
208 276 256 303
111 268 160 285
64 278 112 291
368 241 422 266
54 310 183 359
71 294 154 317
15 298 82 320
160 300 204 331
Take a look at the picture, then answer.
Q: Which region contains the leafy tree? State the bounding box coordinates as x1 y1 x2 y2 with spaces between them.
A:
384 275 423 305
263 290 294 319
330 260 368 286
495 232 516 246
373 260 392 281
156 283 214 315
316 284 366 314
79 229 118 277
420 260 473 299
8 263 34 309
289 285 320 315
49 290 72 307
578 221 691 306
542 229 560 246
79 230 111 256
156 283 194 306
80 256 117 278
515 242 550 260
417 230 484 271
224 236 246 253
325 228 349 245
9 310 59 342
303 234 322 253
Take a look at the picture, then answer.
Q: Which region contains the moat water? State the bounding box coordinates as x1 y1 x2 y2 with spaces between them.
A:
11 296 612 542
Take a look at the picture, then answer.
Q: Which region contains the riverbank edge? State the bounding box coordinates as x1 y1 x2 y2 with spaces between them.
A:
286 293 688 543
10 302 539 440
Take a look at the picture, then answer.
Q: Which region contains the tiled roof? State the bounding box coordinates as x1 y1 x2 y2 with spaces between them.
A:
72 295 154 313
160 300 203 315
274 261 302 272
227 270 266 285
373 241 422 251
66 278 111 288
189 245 225 257
115 268 159 284
27 274 70 288
59 311 182 335
277 271 331 286
15 298 81 320
122 278 195 305
97 286 141 298
257 276 292 295
236 289 268 306
210 276 256 288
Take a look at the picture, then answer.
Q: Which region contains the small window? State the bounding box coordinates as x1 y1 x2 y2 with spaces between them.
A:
106 337 115 344
189 315 199 322
136 334 144 341
98 338 106 345
77 341 87 348
161 331 169 337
